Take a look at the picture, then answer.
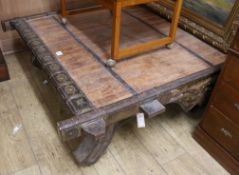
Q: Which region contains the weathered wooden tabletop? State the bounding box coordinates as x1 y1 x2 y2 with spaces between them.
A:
11 6 226 165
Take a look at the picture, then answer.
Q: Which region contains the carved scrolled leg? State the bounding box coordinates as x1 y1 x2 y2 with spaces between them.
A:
176 88 207 112
159 77 215 112
175 78 214 112
68 124 116 165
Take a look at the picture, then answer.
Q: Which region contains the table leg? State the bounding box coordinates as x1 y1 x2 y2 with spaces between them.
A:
69 124 116 165
60 0 68 17
111 1 122 60
168 0 183 40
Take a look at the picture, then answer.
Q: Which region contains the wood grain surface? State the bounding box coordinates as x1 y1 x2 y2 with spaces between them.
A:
29 17 132 107
26 6 226 106
0 0 96 53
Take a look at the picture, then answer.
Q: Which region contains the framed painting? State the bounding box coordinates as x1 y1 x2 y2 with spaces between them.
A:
148 0 239 52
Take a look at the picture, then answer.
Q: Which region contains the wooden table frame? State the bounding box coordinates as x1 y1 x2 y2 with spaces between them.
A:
60 0 184 61
11 11 222 165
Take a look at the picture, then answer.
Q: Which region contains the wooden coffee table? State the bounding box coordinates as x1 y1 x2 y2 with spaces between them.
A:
8 6 225 166
60 0 183 64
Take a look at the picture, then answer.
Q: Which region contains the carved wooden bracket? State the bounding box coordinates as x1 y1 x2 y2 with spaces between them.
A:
158 76 215 111
81 118 106 139
57 117 106 141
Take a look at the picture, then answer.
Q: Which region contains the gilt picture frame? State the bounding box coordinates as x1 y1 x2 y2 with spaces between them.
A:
148 0 239 52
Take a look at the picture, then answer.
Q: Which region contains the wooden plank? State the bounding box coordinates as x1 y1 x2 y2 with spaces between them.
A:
162 153 208 175
157 105 230 174
28 17 133 108
0 75 38 175
12 165 42 175
0 108 36 175
118 37 172 58
109 123 167 175
140 100 166 118
179 132 230 175
94 151 126 175
126 7 226 66
130 117 186 164
0 82 16 113
114 44 210 92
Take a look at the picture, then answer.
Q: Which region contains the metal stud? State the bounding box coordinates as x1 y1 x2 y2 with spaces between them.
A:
166 43 174 49
105 59 116 67
61 17 67 25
